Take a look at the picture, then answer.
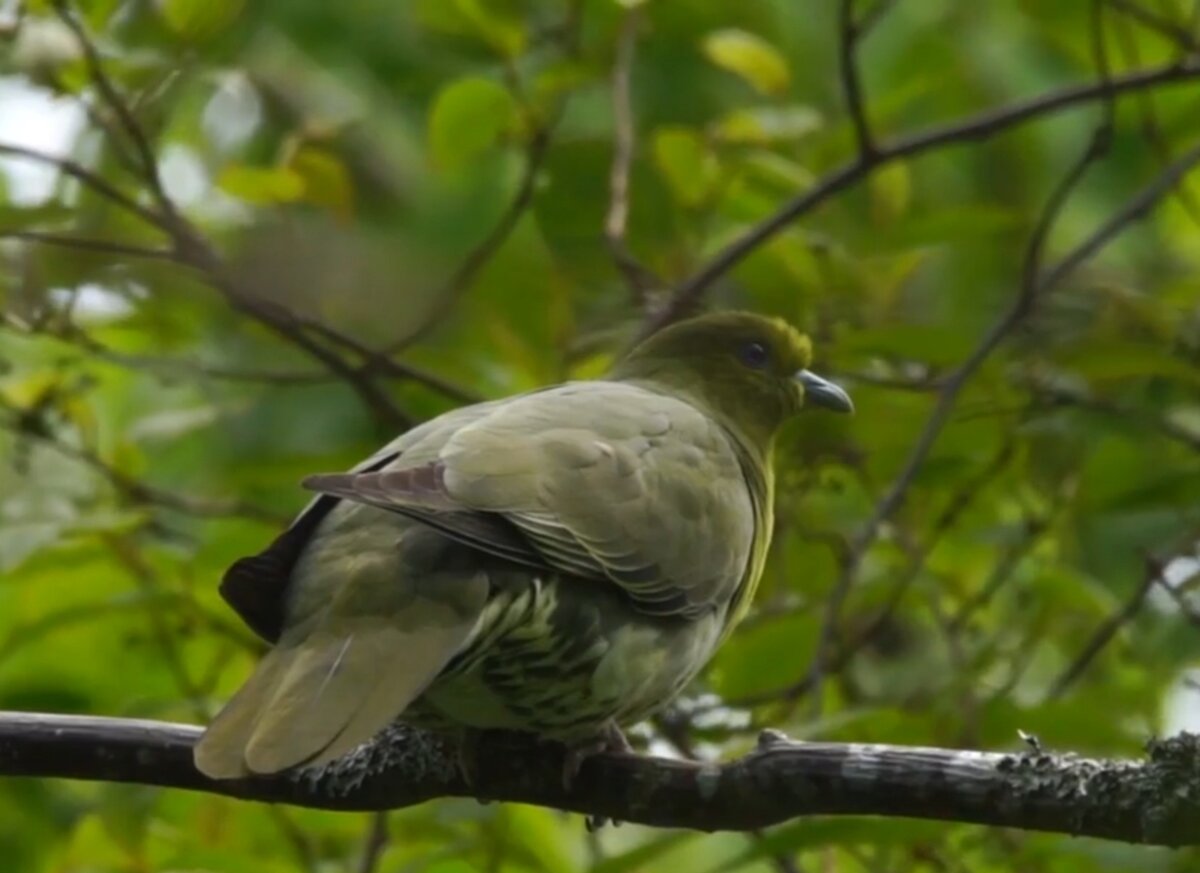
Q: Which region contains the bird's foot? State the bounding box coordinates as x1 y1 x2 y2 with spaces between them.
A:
454 728 491 803
562 721 632 831
561 721 632 791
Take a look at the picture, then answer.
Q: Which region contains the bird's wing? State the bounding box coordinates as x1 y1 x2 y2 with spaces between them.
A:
197 396 530 779
194 525 491 778
218 398 509 642
304 382 758 618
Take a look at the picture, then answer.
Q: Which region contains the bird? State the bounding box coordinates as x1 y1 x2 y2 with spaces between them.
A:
192 310 853 783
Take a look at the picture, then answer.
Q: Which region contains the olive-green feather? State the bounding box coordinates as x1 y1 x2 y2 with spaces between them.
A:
194 311 851 780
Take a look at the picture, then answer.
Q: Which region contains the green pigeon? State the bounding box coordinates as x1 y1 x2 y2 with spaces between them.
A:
193 311 852 781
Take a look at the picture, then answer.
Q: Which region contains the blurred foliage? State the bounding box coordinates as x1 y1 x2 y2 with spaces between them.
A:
2 0 1200 871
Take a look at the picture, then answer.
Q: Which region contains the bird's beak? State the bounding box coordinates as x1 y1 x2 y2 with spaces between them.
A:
796 370 854 413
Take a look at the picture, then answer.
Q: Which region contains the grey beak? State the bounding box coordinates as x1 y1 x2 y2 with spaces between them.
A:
797 370 854 413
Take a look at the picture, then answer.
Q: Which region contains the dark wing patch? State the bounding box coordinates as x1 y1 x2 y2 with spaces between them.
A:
302 462 551 574
221 452 400 642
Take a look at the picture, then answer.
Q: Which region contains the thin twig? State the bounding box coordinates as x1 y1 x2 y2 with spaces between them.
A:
379 3 584 355
1113 12 1200 227
809 21 1119 703
103 535 208 721
267 807 320 873
36 5 415 430
857 0 901 39
382 126 556 356
637 57 1200 342
0 142 164 228
797 440 1016 714
604 6 659 304
49 0 175 218
1037 138 1200 291
948 516 1052 634
177 243 417 429
1046 557 1164 700
356 812 390 873
1109 0 1200 52
1029 380 1200 452
838 0 876 159
0 229 175 261
295 311 485 405
0 402 284 523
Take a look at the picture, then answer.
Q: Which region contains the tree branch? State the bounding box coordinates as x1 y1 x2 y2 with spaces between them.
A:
0 399 285 524
1108 0 1200 53
604 5 660 304
4 713 1200 846
838 0 876 159
638 57 1200 341
0 229 175 261
49 0 175 219
0 142 164 229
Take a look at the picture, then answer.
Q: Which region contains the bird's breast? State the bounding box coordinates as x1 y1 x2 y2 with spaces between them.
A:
414 573 726 738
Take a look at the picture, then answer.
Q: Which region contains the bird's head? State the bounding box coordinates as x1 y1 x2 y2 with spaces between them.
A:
614 311 852 453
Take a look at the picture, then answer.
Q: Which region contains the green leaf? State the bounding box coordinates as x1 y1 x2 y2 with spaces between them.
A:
869 161 912 225
428 78 516 171
712 105 822 145
1053 341 1200 387
592 833 694 873
713 819 948 871
702 29 791 96
287 145 355 218
155 0 245 41
0 520 66 572
216 164 305 204
415 0 526 57
652 126 719 207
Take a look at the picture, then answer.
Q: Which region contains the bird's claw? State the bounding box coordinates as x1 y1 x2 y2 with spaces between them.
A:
563 722 631 830
455 728 491 803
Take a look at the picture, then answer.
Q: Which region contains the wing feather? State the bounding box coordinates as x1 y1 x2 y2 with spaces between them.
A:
303 382 757 618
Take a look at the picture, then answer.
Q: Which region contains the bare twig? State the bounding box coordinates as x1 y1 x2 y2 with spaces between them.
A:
268 807 320 873
637 57 1200 342
294 311 485 405
382 126 556 356
1109 0 1200 53
604 6 660 303
357 812 390 873
1113 12 1200 227
175 242 417 429
838 0 876 159
1036 138 1200 292
0 143 164 228
0 400 283 523
49 0 175 218
1029 381 1200 452
379 4 585 355
1046 558 1165 700
799 131 1200 714
798 440 1017 714
803 13 1122 703
857 0 900 39
0 229 175 261
32 3 417 430
103 535 208 720
948 516 1052 634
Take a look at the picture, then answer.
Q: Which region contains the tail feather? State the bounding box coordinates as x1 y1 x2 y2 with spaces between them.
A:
193 647 290 779
193 588 488 779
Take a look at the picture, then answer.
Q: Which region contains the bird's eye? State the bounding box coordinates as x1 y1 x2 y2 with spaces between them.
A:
737 341 770 370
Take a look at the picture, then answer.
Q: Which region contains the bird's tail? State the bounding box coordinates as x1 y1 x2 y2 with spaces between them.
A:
193 593 487 779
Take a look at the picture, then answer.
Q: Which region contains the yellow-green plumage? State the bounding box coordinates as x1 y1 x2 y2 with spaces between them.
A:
193 312 851 779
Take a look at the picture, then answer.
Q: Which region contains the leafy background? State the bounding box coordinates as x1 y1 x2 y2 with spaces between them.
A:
2 0 1200 870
